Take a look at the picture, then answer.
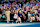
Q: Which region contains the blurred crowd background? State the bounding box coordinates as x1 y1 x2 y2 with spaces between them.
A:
0 0 40 23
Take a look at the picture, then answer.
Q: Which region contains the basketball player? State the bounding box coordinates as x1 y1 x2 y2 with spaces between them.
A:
5 8 11 23
16 10 21 23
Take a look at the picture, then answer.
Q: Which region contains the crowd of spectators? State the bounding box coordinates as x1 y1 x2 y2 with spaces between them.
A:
0 1 40 23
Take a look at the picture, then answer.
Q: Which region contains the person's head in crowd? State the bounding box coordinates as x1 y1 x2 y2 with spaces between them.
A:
0 8 1 11
19 10 22 14
31 15 34 17
7 8 9 11
36 12 38 14
36 15 39 18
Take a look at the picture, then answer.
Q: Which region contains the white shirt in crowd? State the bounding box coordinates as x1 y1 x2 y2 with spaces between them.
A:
31 17 35 20
28 12 31 18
